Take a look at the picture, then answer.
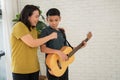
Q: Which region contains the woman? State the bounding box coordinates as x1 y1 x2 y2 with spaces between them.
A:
10 5 57 80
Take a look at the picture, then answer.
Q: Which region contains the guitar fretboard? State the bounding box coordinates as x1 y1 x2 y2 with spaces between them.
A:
68 38 89 58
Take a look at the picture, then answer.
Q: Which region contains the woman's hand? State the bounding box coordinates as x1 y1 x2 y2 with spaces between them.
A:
49 32 57 40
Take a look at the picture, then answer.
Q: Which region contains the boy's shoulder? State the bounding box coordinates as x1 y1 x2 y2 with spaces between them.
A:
39 27 50 38
41 26 54 35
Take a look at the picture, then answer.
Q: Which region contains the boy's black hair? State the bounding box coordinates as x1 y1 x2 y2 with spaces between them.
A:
46 8 60 17
19 5 40 31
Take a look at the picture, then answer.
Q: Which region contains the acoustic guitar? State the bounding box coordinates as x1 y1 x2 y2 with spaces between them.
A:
46 32 92 77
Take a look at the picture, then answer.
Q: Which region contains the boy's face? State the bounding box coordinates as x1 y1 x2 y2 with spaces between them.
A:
47 15 61 28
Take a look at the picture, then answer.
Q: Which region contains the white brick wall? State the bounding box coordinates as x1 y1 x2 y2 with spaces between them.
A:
18 0 120 80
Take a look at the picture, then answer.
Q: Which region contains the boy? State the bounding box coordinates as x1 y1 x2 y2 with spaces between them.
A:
40 8 86 80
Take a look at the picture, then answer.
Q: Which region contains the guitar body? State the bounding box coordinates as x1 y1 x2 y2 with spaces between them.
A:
46 46 75 77
46 32 92 77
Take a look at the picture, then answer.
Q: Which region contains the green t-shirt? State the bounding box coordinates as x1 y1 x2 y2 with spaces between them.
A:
10 22 39 74
40 26 66 50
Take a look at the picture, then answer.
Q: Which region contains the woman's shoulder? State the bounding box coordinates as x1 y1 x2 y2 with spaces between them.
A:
14 21 26 27
13 22 27 29
12 21 28 31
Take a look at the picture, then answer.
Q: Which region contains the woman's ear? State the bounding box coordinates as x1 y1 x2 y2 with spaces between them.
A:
46 18 48 22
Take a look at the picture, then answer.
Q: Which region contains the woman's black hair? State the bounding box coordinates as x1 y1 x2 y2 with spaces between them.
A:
19 5 40 31
46 8 60 17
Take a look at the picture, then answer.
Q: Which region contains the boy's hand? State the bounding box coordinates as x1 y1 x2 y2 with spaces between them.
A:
81 41 87 48
57 50 68 61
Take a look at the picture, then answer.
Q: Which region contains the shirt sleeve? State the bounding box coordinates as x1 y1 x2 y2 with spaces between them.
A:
12 22 29 39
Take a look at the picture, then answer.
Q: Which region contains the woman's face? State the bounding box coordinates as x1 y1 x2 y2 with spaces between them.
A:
28 10 40 26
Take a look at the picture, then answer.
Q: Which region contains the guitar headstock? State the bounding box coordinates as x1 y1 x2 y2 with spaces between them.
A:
87 32 92 40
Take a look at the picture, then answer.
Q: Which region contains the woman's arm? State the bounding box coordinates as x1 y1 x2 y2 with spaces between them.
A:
20 32 57 47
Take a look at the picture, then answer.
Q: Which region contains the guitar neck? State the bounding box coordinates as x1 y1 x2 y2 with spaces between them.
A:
68 38 89 58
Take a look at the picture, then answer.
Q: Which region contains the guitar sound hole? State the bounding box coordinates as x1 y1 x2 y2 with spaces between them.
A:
57 60 62 69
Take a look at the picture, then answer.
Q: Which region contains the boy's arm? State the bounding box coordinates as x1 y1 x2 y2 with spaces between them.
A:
40 44 68 61
40 44 60 54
